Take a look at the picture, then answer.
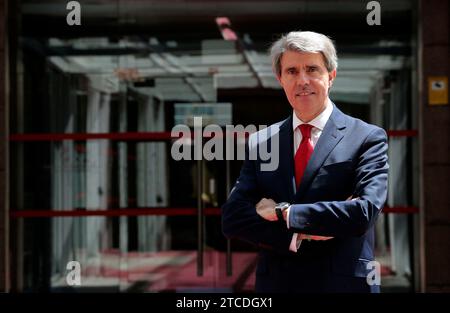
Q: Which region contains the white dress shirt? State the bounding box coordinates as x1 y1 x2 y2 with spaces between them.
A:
288 99 334 252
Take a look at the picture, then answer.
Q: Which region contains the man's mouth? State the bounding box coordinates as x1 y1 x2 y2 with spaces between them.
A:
296 91 314 96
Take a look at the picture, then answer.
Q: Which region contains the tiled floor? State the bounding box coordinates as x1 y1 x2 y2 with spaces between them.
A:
52 250 258 292
51 249 412 293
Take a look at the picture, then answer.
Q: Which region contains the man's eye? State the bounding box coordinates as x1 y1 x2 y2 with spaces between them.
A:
287 69 296 74
307 67 317 72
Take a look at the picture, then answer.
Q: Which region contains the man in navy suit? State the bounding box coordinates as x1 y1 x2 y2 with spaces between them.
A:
221 31 388 293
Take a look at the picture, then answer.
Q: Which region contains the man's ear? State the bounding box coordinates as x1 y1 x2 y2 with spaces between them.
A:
328 69 337 86
276 74 282 85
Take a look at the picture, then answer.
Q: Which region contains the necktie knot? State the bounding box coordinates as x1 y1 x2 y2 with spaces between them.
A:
299 124 313 140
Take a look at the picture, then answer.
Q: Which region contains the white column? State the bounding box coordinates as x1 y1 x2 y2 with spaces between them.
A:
136 94 169 252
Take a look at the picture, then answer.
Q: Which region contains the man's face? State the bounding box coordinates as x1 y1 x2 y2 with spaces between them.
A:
278 50 336 122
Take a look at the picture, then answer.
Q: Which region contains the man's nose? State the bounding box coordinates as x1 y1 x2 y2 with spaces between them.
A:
296 70 309 86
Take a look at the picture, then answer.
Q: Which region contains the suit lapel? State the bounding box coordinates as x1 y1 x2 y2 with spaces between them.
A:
294 105 347 202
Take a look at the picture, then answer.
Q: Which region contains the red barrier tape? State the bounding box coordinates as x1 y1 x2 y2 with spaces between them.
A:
10 206 417 218
386 130 418 137
382 206 419 214
9 129 417 142
9 132 174 142
10 207 221 218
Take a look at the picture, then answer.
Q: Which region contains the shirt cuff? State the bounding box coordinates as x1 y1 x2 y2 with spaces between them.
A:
289 233 303 252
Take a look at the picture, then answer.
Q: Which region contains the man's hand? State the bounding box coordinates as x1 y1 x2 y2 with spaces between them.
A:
299 234 333 241
256 198 278 221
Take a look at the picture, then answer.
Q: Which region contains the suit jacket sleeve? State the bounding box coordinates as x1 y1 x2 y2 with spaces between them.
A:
221 140 294 253
288 127 389 237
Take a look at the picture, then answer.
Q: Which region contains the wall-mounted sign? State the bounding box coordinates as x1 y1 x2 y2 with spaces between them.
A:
428 76 448 106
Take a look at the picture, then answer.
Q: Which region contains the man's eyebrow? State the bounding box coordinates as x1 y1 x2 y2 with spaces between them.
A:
283 64 322 71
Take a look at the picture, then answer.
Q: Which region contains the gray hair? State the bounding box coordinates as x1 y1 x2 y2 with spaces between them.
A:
270 31 338 77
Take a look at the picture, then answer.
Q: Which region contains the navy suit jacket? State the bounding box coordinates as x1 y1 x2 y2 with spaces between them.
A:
221 104 389 293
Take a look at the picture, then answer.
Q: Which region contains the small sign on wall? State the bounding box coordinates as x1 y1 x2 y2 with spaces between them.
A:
428 76 448 106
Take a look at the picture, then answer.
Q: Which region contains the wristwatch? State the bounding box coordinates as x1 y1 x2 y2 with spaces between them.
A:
275 202 290 222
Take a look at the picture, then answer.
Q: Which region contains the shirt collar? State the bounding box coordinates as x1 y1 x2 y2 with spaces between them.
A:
292 98 333 132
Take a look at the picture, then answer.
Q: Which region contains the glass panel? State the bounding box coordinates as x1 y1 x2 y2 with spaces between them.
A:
12 0 415 293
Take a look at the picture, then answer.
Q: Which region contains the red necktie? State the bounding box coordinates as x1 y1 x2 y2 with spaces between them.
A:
295 124 314 188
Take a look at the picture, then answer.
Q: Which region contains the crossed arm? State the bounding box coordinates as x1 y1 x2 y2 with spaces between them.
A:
221 127 388 252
